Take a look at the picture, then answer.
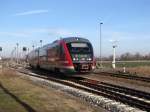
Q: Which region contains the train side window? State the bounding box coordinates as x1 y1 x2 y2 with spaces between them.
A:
55 45 60 57
60 45 65 58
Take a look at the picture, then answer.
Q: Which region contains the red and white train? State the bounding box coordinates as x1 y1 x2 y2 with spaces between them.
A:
28 37 95 73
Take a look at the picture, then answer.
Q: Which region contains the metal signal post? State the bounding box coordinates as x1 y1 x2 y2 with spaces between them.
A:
16 43 19 64
100 22 103 67
40 40 43 48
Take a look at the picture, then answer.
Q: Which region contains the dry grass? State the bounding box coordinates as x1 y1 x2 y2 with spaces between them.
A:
1 68 17 76
126 66 150 77
0 68 105 112
115 66 150 77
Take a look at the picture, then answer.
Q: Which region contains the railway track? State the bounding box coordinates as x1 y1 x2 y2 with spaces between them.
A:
70 78 150 111
15 67 150 111
94 71 150 83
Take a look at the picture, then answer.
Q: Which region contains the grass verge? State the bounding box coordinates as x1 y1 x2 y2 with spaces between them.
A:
0 68 104 112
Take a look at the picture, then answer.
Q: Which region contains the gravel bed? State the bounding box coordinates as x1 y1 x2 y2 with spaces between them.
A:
84 73 150 93
20 73 146 112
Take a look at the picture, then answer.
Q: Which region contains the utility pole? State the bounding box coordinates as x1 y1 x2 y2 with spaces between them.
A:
11 47 15 63
16 43 19 64
32 45 35 50
0 47 2 68
40 40 43 48
23 47 27 59
22 47 27 65
100 22 103 68
13 47 16 63
0 47 2 60
26 48 30 63
27 48 29 54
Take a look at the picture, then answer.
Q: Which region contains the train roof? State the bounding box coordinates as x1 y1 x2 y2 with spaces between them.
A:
28 37 91 54
62 37 90 43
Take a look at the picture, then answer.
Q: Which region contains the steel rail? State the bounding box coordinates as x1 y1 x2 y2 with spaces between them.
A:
94 71 150 82
15 68 150 111
70 78 150 111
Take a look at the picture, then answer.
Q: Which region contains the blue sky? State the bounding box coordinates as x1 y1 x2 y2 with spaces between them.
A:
0 0 150 57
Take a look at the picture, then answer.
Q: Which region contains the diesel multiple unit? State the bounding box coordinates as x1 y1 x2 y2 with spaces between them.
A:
28 37 95 73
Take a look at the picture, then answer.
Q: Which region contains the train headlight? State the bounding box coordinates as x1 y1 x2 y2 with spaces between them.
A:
73 58 79 61
87 58 91 61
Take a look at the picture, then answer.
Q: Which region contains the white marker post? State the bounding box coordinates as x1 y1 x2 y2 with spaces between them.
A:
110 40 118 69
112 45 117 69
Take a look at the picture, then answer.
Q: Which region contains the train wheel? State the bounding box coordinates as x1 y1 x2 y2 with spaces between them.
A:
54 68 60 73
36 64 40 69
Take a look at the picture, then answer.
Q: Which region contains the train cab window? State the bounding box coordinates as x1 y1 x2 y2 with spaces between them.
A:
67 42 92 54
71 43 88 47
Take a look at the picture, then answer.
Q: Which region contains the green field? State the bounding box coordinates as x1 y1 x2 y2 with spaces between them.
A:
97 61 150 68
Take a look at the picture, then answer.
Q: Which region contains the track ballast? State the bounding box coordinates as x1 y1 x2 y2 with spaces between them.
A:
15 67 150 111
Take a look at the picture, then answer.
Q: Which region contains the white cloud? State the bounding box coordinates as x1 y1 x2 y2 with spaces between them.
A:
14 9 49 16
0 31 29 37
0 28 73 38
23 28 73 36
47 29 73 36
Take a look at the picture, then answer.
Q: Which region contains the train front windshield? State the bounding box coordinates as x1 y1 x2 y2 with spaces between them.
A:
67 43 92 53
67 42 93 61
